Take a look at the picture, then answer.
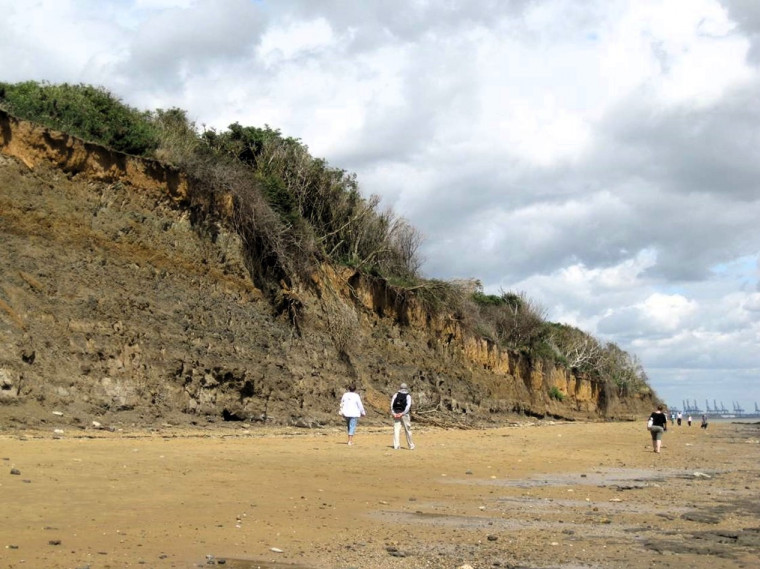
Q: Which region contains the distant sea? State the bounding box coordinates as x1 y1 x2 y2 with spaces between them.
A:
704 416 760 424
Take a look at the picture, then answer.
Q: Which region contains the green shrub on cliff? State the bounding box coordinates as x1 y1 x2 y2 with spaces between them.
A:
0 81 159 155
202 122 422 279
470 289 548 351
549 386 566 401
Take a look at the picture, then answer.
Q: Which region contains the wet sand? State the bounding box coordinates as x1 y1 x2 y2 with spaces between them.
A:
2 420 759 569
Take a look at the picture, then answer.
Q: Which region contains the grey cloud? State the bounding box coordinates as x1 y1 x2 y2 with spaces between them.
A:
333 40 481 169
720 0 760 64
120 0 266 91
283 0 532 50
599 87 760 201
585 88 760 282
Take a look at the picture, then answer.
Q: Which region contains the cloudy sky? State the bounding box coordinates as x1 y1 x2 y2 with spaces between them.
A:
2 0 759 413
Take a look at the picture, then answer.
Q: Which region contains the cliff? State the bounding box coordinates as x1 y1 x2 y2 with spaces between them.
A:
0 109 653 430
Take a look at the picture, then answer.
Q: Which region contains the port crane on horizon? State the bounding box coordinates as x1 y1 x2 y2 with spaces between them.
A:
670 401 760 417
682 399 702 414
705 400 731 413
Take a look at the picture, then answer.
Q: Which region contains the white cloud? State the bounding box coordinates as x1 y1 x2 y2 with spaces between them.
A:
638 293 697 331
744 293 760 312
258 18 336 63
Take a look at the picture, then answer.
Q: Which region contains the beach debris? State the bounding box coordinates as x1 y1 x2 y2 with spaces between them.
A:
270 547 283 553
10 468 21 475
457 565 474 569
386 546 406 557
692 472 712 479
53 429 64 435
48 539 61 546
487 534 498 541
52 411 63 416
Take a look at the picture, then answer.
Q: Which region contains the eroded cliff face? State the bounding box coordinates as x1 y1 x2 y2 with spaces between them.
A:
0 110 653 429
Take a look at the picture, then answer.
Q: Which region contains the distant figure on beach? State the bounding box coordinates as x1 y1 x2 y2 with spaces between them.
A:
701 414 708 429
676 411 683 426
339 385 365 446
687 415 692 426
648 405 668 453
391 383 415 450
670 412 675 425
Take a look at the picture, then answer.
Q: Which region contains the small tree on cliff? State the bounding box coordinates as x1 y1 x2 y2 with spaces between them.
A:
546 323 604 371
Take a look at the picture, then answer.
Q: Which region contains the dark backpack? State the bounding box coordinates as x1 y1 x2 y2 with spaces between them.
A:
392 392 409 412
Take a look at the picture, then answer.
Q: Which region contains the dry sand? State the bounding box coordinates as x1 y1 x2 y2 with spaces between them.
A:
2 419 759 569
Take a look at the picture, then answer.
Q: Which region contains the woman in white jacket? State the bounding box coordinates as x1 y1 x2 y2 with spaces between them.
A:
339 385 366 446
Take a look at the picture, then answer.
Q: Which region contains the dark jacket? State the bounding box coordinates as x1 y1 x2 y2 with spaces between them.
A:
650 411 668 429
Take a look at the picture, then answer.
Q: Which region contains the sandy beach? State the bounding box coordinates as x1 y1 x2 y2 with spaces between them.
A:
2 419 759 569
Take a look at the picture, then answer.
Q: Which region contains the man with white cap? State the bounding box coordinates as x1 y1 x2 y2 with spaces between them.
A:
390 383 415 450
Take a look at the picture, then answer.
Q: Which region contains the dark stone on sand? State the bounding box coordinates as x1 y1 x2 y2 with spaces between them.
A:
682 511 721 524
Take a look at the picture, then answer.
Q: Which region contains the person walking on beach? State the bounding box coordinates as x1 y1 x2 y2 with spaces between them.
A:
339 385 365 446
701 414 709 429
687 415 692 426
391 383 415 450
676 411 683 426
648 405 668 453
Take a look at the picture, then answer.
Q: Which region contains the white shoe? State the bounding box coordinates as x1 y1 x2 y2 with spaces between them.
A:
409 444 415 450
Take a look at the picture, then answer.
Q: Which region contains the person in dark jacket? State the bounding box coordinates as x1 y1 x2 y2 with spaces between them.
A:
648 405 668 453
390 383 415 450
